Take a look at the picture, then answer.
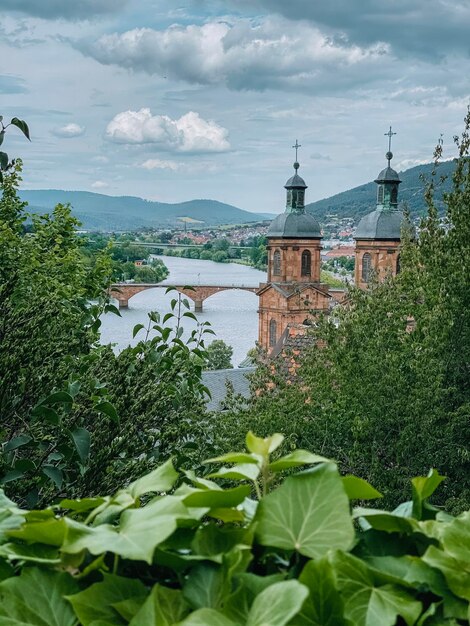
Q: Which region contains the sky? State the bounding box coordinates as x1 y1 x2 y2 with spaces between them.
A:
1 0 469 213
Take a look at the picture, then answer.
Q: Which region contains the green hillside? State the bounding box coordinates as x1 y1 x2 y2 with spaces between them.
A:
19 190 274 231
306 160 456 223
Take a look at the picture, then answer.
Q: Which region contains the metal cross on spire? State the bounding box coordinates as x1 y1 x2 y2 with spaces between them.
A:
384 126 396 164
292 139 301 163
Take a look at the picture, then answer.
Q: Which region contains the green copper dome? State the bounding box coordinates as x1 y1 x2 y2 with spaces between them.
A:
355 208 403 240
267 211 322 239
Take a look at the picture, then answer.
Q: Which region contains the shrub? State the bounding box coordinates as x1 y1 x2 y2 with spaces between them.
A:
0 433 468 625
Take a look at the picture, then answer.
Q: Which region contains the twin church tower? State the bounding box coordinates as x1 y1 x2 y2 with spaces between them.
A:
258 132 403 353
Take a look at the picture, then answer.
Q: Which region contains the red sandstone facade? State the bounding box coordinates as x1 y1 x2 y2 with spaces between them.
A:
354 239 401 289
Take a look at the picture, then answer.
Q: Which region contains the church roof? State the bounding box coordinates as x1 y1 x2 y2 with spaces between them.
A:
202 367 255 411
284 173 307 188
355 208 404 240
375 166 401 183
267 211 321 238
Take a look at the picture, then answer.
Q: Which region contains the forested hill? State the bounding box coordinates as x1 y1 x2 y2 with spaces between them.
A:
306 160 456 223
19 190 274 231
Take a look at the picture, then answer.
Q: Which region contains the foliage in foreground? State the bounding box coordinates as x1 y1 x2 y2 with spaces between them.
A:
0 433 469 626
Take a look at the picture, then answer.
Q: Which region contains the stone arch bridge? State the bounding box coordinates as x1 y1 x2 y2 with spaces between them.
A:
110 283 259 312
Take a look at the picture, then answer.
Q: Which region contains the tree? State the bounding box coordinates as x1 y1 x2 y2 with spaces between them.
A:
205 339 234 370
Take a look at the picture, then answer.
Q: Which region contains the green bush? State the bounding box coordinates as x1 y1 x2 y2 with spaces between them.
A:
0 432 468 625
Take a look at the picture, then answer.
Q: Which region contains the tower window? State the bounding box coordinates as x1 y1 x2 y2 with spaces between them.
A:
362 252 372 282
301 250 311 276
273 250 281 276
377 185 384 204
269 319 277 347
391 186 398 205
396 254 401 274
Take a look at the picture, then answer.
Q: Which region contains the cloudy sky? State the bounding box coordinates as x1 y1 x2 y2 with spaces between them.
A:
1 0 469 213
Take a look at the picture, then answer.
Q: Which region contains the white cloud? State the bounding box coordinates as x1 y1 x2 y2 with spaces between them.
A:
91 155 109 163
141 159 179 171
51 122 85 138
105 108 230 153
84 17 390 93
91 180 109 189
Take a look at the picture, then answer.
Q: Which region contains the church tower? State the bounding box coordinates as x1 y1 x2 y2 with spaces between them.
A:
258 142 331 353
354 127 404 288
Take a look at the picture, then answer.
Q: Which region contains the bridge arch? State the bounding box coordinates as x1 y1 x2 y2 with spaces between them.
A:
110 283 259 312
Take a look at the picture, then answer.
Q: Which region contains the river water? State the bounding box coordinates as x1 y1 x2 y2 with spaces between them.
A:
100 256 267 366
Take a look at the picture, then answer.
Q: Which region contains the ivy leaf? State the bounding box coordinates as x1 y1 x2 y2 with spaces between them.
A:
129 584 190 626
10 117 31 140
0 568 78 626
184 562 230 610
342 475 383 500
269 450 330 472
331 551 423 626
180 484 251 508
255 463 354 558
63 496 197 564
67 574 147 626
208 463 260 482
411 469 446 519
246 580 308 626
246 431 284 456
126 458 179 498
38 391 73 406
296 557 348 625
204 452 260 465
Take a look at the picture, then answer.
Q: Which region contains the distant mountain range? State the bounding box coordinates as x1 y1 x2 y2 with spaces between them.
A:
19 190 274 231
306 160 456 222
19 160 456 231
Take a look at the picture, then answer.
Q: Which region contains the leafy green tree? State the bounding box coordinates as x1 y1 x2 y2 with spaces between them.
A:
205 339 234 370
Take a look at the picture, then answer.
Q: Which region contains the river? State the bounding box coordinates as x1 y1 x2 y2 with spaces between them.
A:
100 256 267 366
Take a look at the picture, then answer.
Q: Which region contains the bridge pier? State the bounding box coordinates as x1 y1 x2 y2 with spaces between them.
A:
194 300 203 313
118 299 129 309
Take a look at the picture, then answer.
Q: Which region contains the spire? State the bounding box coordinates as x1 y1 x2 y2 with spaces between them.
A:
384 125 396 166
375 126 401 210
285 140 307 213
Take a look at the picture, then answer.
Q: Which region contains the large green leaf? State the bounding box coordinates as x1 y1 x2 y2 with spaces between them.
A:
354 508 420 534
422 545 470 601
246 580 308 626
223 574 285 623
126 458 179 498
294 557 348 625
129 584 190 626
67 574 147 626
63 496 195 563
255 464 354 558
0 568 78 626
183 562 230 610
331 552 422 626
7 515 66 547
191 523 248 557
0 542 61 564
